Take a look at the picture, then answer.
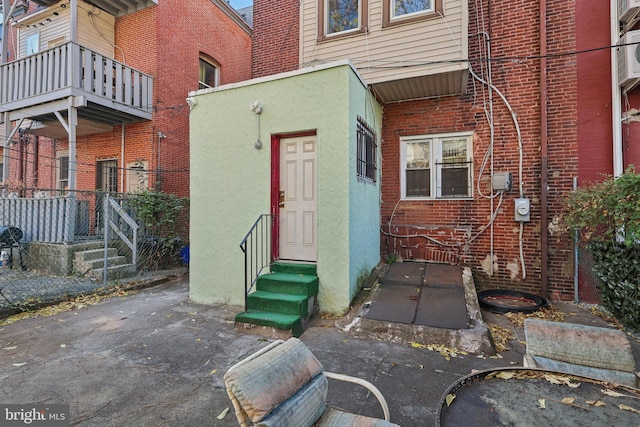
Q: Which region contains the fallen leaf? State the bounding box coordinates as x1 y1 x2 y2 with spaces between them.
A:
410 342 425 349
445 394 456 407
496 371 515 380
217 407 229 419
561 397 575 405
619 404 640 414
603 389 625 398
12 362 26 367
586 400 605 407
543 374 579 388
209 369 218 375
538 399 546 408
4 346 17 350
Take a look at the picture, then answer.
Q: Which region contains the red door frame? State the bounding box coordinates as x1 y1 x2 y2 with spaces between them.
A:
270 130 318 261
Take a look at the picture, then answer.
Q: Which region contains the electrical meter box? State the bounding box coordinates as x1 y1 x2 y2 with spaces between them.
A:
492 172 512 192
514 198 531 222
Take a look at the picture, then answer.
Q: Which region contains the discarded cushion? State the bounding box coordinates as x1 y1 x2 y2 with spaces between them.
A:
524 319 637 387
223 337 324 423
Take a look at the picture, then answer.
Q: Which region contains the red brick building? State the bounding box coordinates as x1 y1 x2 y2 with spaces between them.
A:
249 0 637 301
2 0 251 199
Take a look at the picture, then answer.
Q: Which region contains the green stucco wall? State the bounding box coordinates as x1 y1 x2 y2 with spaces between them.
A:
189 62 381 314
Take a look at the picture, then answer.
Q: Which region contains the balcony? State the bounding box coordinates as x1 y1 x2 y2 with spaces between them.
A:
0 41 152 136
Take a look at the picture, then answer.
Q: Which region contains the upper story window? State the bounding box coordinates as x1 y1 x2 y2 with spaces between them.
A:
199 55 219 90
400 133 473 199
383 0 442 27
319 0 368 40
392 0 432 17
25 33 39 55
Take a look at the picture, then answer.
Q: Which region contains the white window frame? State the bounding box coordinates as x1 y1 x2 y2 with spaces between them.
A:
199 56 219 90
126 160 149 193
56 151 69 193
25 32 39 55
390 0 434 19
48 36 66 49
325 0 361 36
400 132 473 200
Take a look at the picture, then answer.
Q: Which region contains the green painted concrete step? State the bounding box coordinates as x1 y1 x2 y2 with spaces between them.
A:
235 311 303 337
271 262 317 276
257 272 319 297
247 291 309 317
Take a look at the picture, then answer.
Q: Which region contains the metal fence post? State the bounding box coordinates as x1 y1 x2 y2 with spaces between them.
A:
103 193 110 287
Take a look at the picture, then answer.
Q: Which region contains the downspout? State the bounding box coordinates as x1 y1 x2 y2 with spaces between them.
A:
539 0 549 299
33 136 39 187
120 124 125 191
612 0 623 176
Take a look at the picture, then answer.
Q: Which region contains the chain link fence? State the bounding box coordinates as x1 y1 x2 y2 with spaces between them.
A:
576 240 602 304
0 188 189 313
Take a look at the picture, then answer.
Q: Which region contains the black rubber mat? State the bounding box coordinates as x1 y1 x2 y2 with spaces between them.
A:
415 285 469 329
365 284 420 324
364 262 469 329
423 263 464 287
381 262 426 286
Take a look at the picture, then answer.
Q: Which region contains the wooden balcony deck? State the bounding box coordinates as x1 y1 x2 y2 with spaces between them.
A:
0 42 153 125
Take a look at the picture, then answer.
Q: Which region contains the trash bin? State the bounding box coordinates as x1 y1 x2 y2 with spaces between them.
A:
0 226 22 246
0 226 25 270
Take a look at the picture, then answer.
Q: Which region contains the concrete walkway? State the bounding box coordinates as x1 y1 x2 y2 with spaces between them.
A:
1 276 638 426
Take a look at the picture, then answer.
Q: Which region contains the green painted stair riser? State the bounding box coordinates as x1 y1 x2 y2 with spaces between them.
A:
247 291 309 317
237 263 318 337
270 262 317 276
256 273 319 297
235 312 304 338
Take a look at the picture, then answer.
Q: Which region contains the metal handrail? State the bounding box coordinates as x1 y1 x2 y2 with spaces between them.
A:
239 214 274 310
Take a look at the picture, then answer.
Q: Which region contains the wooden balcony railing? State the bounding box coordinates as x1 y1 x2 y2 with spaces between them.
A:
0 42 152 115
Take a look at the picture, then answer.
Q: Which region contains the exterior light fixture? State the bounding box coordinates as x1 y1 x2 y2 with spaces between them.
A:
250 101 263 149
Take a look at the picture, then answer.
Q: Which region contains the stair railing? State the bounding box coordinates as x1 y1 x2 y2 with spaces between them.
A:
102 193 139 286
239 214 274 310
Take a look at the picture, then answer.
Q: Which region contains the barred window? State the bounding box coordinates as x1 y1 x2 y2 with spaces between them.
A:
97 159 118 193
357 118 377 182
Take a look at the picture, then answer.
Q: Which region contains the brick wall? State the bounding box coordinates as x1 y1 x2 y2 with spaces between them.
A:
10 1 252 199
252 0 299 78
381 0 578 300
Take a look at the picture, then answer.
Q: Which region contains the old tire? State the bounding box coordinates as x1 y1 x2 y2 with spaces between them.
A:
477 289 547 314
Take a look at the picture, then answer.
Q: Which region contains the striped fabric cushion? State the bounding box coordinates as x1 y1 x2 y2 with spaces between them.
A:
316 408 400 427
257 374 328 427
224 338 325 424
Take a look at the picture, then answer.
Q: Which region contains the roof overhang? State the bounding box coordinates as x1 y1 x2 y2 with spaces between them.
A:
31 0 157 17
370 70 470 104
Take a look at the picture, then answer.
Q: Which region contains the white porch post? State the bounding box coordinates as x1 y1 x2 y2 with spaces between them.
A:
68 105 78 191
70 0 78 44
3 113 10 184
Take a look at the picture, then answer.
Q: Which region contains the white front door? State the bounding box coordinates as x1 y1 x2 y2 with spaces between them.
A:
279 136 317 261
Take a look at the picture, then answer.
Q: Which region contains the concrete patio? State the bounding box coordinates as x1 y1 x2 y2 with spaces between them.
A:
0 275 638 426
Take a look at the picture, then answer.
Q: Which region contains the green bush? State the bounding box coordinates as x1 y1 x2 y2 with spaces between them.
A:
564 168 640 331
125 190 189 269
